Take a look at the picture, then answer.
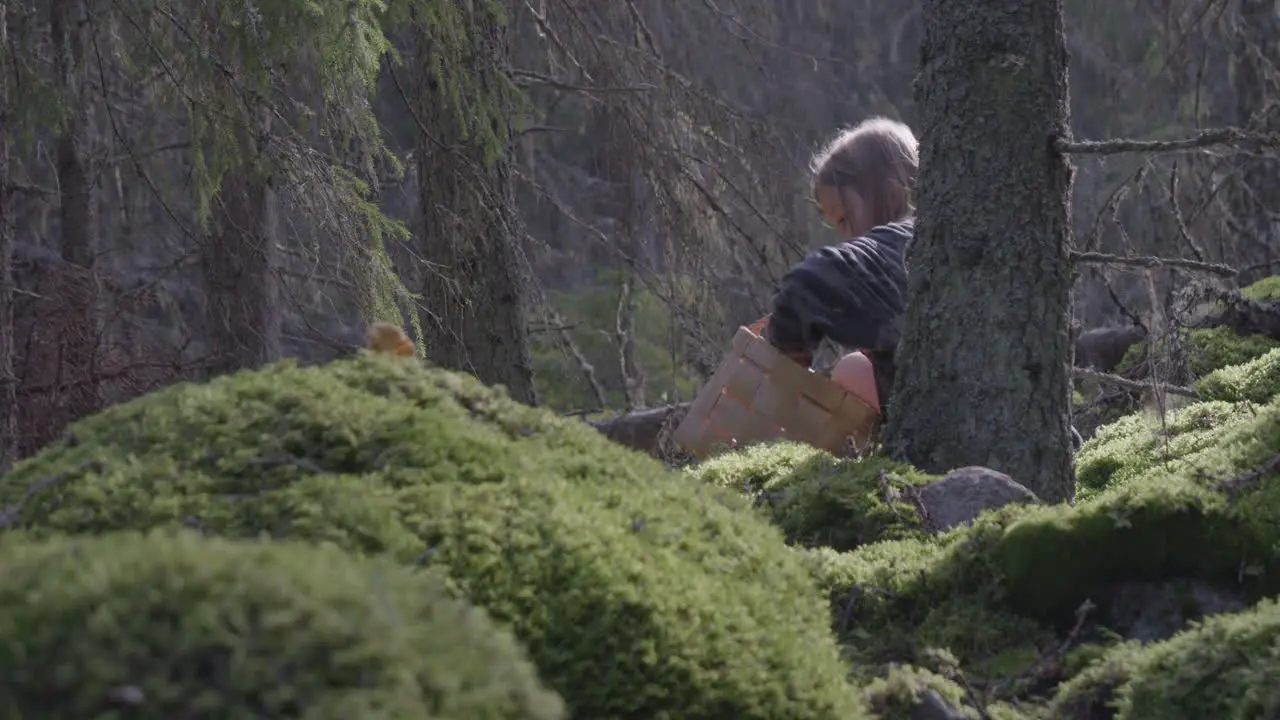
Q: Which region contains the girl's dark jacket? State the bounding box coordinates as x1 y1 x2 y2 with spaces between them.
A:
765 219 913 415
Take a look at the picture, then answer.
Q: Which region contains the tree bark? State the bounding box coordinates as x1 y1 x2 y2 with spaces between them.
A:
1229 0 1280 282
884 0 1076 502
412 8 537 405
0 0 16 473
201 115 282 378
49 0 103 419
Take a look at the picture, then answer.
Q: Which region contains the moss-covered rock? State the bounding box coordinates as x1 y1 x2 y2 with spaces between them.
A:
0 354 866 720
798 392 1280 702
0 529 564 719
861 664 977 719
1048 596 1280 719
797 532 1053 688
686 441 934 552
1196 346 1280 404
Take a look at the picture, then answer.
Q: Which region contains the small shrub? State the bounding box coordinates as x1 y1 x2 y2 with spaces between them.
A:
0 530 564 720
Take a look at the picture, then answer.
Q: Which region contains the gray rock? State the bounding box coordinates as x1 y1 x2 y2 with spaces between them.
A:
916 466 1040 533
911 689 973 720
1105 580 1246 643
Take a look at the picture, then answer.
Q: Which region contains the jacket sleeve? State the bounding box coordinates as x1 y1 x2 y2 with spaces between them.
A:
766 222 912 355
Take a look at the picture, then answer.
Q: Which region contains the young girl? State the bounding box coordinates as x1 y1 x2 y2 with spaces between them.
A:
764 117 918 417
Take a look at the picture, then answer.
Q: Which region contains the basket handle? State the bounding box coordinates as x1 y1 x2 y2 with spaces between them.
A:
745 314 813 368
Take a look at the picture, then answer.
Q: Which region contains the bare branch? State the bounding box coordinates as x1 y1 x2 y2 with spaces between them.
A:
615 272 643 411
509 68 656 94
1071 366 1198 398
549 309 608 409
1070 250 1236 276
1058 127 1280 155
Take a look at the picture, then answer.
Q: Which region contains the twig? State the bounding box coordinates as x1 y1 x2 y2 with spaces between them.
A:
548 309 607 410
1071 367 1198 398
1215 452 1280 499
1070 250 1236 277
1058 127 1280 155
508 68 655 94
0 460 103 528
987 599 1096 701
835 582 899 636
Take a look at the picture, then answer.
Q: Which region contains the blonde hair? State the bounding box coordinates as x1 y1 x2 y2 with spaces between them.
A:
810 117 918 228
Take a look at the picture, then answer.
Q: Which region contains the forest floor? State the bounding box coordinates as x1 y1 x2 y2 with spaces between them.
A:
0 278 1278 719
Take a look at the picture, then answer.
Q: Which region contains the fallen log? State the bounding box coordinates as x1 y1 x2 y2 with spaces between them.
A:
587 403 691 459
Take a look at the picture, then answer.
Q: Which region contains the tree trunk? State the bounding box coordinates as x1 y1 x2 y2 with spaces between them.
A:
884 0 1076 503
0 0 16 473
49 0 103 420
201 116 282 378
411 9 537 405
1229 0 1280 282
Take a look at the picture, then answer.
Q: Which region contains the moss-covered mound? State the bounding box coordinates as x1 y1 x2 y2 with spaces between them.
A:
799 392 1280 701
1196 346 1280 404
1048 596 1280 719
1181 325 1280 377
1242 274 1280 301
1074 399 1258 498
798 531 1053 688
686 441 934 552
0 530 563 719
0 354 865 720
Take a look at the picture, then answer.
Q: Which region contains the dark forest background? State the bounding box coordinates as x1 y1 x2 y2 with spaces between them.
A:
2 0 1277 470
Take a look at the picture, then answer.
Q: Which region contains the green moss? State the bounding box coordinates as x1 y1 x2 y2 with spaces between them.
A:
1196 347 1280 404
796 537 1049 686
0 353 865 720
1074 400 1258 498
0 529 564 719
862 665 977 719
1182 326 1280 376
686 442 934 551
795 393 1280 702
1242 274 1280 301
1116 326 1279 379
965 397 1280 626
1049 597 1280 719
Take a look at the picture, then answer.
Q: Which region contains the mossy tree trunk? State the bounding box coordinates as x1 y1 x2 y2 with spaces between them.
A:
884 0 1076 502
201 113 282 378
410 7 536 405
0 0 15 473
49 0 103 418
1230 0 1280 282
